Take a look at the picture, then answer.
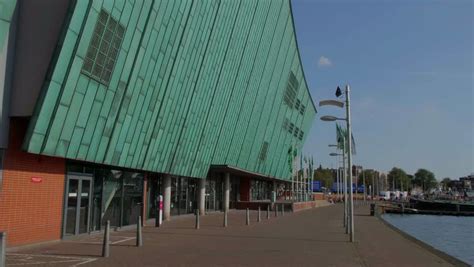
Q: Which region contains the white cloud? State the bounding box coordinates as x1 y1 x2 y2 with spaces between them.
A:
318 56 332 67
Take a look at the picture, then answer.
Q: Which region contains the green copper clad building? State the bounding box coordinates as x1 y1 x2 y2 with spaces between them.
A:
0 0 315 246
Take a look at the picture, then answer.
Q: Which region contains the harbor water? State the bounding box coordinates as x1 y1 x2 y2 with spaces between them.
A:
382 213 474 266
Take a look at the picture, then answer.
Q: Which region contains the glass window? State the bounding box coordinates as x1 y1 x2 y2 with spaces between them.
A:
251 179 271 201
101 169 123 227
171 177 179 215
146 177 162 219
82 9 125 85
122 172 143 226
65 179 79 235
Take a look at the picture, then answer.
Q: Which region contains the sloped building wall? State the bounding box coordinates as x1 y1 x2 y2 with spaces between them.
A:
23 0 316 181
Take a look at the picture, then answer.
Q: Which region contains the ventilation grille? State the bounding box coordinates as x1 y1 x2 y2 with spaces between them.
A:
299 104 306 115
283 71 299 107
288 122 295 134
82 9 125 85
294 127 299 138
294 99 301 110
258 142 269 162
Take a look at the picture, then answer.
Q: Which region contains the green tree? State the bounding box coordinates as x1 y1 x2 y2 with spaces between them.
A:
387 167 409 191
414 169 437 191
357 169 375 188
313 165 334 189
441 177 451 190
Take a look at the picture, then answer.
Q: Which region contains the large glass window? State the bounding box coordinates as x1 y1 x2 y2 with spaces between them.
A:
171 177 198 216
65 162 144 236
206 175 223 211
146 177 162 219
171 177 179 215
122 172 143 226
101 170 123 228
250 179 272 201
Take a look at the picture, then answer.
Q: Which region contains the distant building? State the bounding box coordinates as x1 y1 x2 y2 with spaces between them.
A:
458 174 474 190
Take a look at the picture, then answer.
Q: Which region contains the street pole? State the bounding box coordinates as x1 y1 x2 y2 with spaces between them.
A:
291 169 294 201
336 163 340 201
363 167 366 202
343 136 348 233
372 171 375 200
345 84 355 243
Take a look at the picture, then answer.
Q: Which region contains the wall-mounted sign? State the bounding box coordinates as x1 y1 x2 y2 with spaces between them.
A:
31 177 43 183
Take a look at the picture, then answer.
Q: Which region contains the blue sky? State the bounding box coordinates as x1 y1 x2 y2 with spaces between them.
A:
293 0 473 180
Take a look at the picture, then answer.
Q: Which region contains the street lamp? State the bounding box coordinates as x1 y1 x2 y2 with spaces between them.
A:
319 85 355 243
320 115 345 122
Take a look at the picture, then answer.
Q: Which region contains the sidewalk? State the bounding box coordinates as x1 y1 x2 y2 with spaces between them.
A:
6 203 456 266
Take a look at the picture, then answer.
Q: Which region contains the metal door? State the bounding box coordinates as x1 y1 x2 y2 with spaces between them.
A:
63 175 93 237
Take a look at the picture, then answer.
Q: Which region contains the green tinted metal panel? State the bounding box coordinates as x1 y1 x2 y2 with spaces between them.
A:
24 0 316 181
191 0 258 177
215 0 272 167
236 1 285 170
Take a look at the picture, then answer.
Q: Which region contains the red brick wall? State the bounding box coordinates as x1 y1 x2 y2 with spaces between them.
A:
239 177 250 201
0 117 66 246
292 201 318 212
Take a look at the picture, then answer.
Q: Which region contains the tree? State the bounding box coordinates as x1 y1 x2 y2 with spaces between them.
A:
357 170 375 187
313 165 334 189
414 169 437 191
441 177 451 190
387 167 409 191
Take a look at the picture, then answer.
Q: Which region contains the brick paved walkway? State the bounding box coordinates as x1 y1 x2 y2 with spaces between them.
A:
7 203 457 267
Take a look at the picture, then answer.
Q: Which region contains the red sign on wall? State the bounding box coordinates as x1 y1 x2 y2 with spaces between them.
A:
31 177 43 183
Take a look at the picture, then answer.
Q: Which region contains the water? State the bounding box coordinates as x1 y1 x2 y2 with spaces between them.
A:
382 214 474 266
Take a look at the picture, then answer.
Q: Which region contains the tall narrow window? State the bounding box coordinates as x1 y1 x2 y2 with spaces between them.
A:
82 9 125 85
258 142 269 162
283 71 299 107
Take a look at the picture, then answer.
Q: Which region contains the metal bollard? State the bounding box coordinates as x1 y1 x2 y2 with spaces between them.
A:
136 216 143 247
223 210 228 227
281 204 284 216
102 220 110 257
246 208 250 225
266 205 270 219
0 232 6 267
156 195 163 227
274 204 278 217
195 210 200 229
257 206 261 222
370 203 375 216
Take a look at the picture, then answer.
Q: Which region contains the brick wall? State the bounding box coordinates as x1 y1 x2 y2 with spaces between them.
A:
239 177 250 201
0 117 66 246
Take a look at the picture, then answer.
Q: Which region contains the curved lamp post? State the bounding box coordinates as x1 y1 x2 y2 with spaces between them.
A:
319 85 355 243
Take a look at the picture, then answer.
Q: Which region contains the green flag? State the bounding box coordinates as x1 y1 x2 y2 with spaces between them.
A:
336 124 356 155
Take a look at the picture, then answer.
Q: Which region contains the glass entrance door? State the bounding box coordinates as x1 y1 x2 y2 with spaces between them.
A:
63 175 92 237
